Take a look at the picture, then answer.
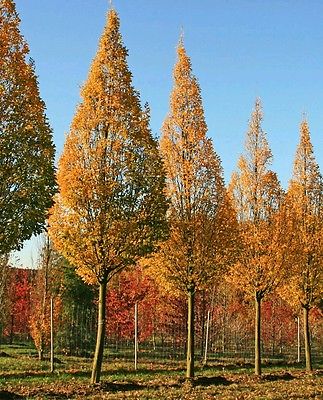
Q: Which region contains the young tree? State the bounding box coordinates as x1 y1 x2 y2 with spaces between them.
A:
56 261 96 357
228 99 288 375
284 120 322 371
7 267 32 343
0 255 10 339
155 38 236 379
0 0 56 254
49 8 167 383
30 237 61 360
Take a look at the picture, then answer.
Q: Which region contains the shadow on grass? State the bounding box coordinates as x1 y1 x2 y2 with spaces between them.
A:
193 376 231 386
262 372 295 381
0 390 25 399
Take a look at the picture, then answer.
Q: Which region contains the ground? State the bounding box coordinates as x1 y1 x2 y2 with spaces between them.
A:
0 344 321 399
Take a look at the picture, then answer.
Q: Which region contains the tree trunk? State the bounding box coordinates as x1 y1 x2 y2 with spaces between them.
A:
186 286 195 379
200 290 206 357
9 314 14 344
38 332 44 361
297 315 301 363
303 306 312 372
91 281 107 384
255 292 262 376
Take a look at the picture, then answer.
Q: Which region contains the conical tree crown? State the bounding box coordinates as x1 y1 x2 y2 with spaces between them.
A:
73 9 139 134
161 39 224 222
289 119 322 214
0 0 56 254
283 120 322 312
229 99 280 223
155 39 236 293
49 9 167 284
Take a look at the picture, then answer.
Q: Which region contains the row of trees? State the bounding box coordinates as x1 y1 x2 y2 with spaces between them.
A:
0 0 322 384
1 260 321 363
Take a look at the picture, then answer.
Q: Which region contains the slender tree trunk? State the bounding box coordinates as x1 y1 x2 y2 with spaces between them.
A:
203 310 211 365
186 286 195 379
297 316 301 363
303 306 312 372
91 281 107 384
134 302 138 371
50 297 54 373
255 292 262 376
38 332 44 361
200 290 206 357
9 314 14 344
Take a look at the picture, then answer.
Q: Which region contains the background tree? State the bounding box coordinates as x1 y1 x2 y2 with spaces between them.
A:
283 119 322 371
228 99 289 375
30 237 61 360
6 267 32 343
56 261 96 356
0 255 10 340
0 0 56 254
49 8 168 384
153 38 236 379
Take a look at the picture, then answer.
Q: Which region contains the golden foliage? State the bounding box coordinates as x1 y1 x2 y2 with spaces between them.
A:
48 9 167 286
147 39 237 294
280 120 322 310
228 99 288 299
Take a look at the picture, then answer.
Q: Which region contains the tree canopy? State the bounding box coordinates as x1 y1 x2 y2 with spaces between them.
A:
0 0 56 254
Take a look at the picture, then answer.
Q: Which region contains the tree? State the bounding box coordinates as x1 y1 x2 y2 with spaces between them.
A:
0 255 10 340
228 99 288 375
56 261 96 356
49 8 168 384
0 0 56 254
154 38 236 379
7 267 32 343
30 237 61 360
284 119 322 371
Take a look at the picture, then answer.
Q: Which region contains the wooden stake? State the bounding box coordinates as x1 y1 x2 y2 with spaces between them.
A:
134 302 138 370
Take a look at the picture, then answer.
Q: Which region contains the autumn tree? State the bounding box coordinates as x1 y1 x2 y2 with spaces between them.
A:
154 38 236 379
284 120 322 371
228 99 289 375
0 0 56 254
6 267 32 343
48 8 167 384
0 255 10 339
30 237 61 360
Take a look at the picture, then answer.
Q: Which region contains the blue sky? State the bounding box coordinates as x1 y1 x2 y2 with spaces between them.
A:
13 0 323 267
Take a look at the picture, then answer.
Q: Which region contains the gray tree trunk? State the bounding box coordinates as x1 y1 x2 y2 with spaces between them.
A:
303 306 312 372
186 286 195 379
255 292 262 376
91 281 107 384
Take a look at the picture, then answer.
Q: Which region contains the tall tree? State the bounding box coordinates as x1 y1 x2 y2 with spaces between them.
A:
156 38 236 379
0 0 56 254
228 99 288 375
284 120 322 371
49 8 168 384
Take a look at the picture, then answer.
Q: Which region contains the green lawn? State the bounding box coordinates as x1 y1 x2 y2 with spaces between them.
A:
0 344 322 399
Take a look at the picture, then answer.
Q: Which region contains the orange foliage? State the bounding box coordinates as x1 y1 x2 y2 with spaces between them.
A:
228 99 289 299
282 120 322 310
149 38 237 294
48 9 167 286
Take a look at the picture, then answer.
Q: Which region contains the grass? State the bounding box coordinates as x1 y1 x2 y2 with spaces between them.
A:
0 344 322 399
